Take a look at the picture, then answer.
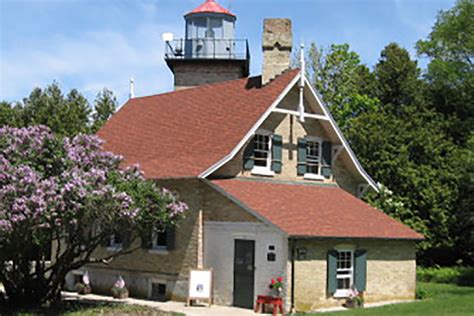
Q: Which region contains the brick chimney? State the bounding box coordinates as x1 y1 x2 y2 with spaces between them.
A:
262 18 293 85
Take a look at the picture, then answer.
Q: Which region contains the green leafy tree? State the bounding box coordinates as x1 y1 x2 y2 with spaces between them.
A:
305 43 379 128
416 0 474 144
348 106 466 258
0 101 23 127
17 83 91 136
91 88 117 133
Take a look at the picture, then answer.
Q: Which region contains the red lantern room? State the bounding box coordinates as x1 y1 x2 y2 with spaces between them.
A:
164 0 250 90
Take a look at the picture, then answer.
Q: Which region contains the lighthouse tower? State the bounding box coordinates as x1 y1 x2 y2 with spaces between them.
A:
164 0 250 90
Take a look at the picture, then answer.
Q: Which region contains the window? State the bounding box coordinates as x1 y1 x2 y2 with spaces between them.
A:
251 131 274 176
336 250 354 296
254 134 271 168
306 139 321 175
151 282 167 301
153 230 167 250
108 233 123 250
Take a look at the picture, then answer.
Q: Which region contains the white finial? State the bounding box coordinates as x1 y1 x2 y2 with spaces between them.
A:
129 77 135 99
298 43 305 123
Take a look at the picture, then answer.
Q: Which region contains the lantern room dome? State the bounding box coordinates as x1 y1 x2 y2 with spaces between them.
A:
186 0 235 17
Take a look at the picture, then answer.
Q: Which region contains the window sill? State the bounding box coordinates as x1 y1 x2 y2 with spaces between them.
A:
333 290 350 298
251 169 275 177
303 173 325 181
148 248 169 255
106 246 123 252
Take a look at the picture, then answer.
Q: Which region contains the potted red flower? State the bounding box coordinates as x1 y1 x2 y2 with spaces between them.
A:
269 276 284 297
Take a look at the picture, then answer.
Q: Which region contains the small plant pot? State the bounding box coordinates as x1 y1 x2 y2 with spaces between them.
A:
112 288 129 299
75 284 91 295
344 299 363 308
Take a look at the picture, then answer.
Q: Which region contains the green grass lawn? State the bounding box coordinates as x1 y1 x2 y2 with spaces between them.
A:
301 282 474 316
1 300 183 316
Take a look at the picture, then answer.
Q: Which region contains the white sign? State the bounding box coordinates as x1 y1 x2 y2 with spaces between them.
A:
188 269 213 304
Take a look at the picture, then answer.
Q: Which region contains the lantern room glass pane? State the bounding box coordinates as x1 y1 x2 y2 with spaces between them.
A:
208 18 223 38
193 17 207 38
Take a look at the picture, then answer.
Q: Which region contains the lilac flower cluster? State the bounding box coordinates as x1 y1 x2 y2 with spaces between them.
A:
162 188 189 219
0 126 188 240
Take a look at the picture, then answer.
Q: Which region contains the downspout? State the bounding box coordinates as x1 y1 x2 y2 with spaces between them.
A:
290 238 296 313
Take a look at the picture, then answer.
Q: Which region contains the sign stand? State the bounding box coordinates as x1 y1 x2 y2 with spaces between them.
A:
187 268 213 307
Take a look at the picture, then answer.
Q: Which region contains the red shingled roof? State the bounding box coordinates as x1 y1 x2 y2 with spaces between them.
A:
212 178 423 240
186 0 235 17
97 70 299 179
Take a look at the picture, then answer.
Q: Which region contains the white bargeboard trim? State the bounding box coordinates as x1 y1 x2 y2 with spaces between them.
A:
304 76 379 192
198 71 301 178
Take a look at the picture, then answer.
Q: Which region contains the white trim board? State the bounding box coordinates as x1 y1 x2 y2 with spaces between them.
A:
303 76 379 192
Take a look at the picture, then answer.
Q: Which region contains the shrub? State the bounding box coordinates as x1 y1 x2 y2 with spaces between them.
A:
415 284 429 300
417 267 474 286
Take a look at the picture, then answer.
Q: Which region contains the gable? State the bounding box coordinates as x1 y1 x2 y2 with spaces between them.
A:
207 72 378 193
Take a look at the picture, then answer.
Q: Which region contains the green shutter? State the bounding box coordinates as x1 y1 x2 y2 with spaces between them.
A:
243 137 255 170
327 249 338 294
166 227 176 251
354 249 367 291
322 141 332 178
101 236 111 247
297 137 307 176
271 134 283 173
122 231 132 248
141 231 153 249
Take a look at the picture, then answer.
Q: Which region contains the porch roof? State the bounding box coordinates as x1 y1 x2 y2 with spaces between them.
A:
211 178 423 240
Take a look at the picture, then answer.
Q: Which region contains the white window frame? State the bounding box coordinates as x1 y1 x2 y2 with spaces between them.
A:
304 136 324 180
149 230 169 255
250 129 275 177
334 249 354 298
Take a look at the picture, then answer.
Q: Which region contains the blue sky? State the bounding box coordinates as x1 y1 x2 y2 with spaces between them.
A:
0 0 455 106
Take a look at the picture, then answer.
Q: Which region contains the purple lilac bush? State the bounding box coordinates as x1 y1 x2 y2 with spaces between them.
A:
0 126 187 307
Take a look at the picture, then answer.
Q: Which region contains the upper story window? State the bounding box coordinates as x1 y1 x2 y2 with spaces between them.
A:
306 139 322 176
253 133 271 170
298 136 332 180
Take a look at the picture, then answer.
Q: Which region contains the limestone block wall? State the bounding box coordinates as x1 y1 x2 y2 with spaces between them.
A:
286 239 417 312
204 222 288 306
80 179 203 301
173 62 245 90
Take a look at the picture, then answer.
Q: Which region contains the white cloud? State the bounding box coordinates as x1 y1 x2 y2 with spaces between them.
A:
0 20 181 105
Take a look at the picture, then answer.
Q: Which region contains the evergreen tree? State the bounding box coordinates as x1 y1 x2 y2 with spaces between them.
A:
374 43 424 110
0 101 23 127
91 88 117 133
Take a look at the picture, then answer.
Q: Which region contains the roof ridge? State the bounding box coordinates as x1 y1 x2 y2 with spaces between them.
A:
130 75 256 102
